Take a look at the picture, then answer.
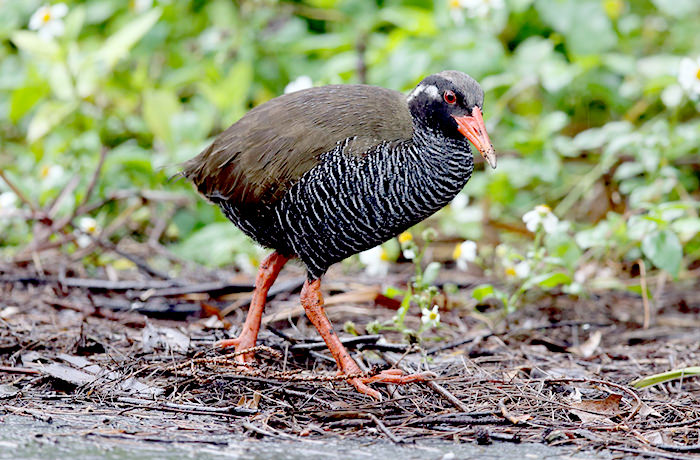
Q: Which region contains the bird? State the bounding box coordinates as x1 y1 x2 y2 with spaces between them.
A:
182 70 496 399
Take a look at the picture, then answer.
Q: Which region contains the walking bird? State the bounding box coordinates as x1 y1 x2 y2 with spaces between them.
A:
183 71 496 398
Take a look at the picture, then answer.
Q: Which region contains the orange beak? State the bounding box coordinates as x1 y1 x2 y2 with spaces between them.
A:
453 107 497 169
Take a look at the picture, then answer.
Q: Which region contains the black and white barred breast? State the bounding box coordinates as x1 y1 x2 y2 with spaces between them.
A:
278 131 474 279
217 130 473 280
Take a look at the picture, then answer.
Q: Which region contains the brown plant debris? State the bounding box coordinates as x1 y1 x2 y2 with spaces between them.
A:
1 255 699 458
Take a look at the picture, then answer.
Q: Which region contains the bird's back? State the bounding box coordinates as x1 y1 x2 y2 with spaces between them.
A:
182 84 414 212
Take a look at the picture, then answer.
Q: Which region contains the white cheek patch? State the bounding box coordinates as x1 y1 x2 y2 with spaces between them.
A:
407 84 440 102
424 84 439 99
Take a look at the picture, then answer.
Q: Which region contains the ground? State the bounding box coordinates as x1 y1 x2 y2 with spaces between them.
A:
1 251 699 459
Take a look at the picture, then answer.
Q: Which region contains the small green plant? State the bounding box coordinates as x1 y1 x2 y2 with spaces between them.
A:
472 205 575 312
366 228 443 343
633 367 700 389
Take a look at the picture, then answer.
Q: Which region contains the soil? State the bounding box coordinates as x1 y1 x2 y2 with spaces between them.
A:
1 252 699 459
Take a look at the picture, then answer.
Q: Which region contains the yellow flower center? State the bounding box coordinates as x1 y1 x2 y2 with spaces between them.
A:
696 68 700 81
380 248 389 261
429 312 438 320
505 266 516 277
452 243 462 260
40 165 50 178
398 232 412 244
42 11 52 23
449 0 460 8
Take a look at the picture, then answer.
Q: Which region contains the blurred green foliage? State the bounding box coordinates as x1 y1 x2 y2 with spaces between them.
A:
1 0 699 289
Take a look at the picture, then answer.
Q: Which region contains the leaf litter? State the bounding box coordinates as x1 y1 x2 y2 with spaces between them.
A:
1 252 699 458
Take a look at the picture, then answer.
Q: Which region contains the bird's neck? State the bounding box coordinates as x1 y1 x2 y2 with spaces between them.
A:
409 122 473 172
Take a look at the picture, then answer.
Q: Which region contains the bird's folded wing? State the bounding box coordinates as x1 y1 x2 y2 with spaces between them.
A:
182 85 413 210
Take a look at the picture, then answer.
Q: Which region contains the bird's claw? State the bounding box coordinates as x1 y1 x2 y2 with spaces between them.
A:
215 335 255 363
348 369 435 400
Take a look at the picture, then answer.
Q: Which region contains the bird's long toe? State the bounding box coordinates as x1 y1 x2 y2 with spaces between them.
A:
215 337 240 349
215 335 256 363
348 378 383 400
344 368 435 400
361 369 435 385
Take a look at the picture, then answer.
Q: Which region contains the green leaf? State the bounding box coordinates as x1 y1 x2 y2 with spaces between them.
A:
173 223 250 266
64 5 86 40
10 31 60 59
650 0 699 17
633 367 700 388
422 262 441 286
626 284 653 300
641 230 682 277
472 284 496 302
671 218 700 242
526 273 572 290
142 89 181 147
97 8 161 71
383 286 405 299
10 85 48 122
534 0 616 55
199 60 253 123
377 6 436 36
545 231 582 271
27 100 78 142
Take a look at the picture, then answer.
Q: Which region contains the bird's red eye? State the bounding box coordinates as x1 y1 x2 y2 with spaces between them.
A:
444 90 457 104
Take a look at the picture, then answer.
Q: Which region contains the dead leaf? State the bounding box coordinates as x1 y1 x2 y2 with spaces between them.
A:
502 369 520 381
142 323 190 353
0 384 20 399
638 401 662 419
0 306 19 319
641 431 664 445
499 399 532 424
567 330 602 358
237 391 262 409
569 393 622 423
31 354 163 397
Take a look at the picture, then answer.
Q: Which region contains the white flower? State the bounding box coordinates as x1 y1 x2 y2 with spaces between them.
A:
76 234 92 248
450 193 483 222
130 0 153 12
661 84 683 108
450 0 504 19
398 231 416 260
495 243 508 259
421 305 440 328
29 3 68 40
78 216 99 234
505 261 530 279
284 76 313 94
0 192 18 211
39 164 65 187
453 240 477 271
678 56 700 100
514 261 530 278
359 245 390 276
75 216 99 248
450 193 469 211
522 204 559 234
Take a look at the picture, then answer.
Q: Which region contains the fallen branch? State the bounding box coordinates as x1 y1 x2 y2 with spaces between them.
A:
116 396 257 416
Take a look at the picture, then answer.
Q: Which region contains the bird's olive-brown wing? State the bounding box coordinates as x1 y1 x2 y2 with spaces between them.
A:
182 84 413 210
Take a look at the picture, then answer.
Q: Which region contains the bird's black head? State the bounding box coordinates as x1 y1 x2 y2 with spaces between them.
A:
407 70 496 168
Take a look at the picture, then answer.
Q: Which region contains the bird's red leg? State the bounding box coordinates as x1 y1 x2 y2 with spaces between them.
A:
217 251 288 362
300 278 431 399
